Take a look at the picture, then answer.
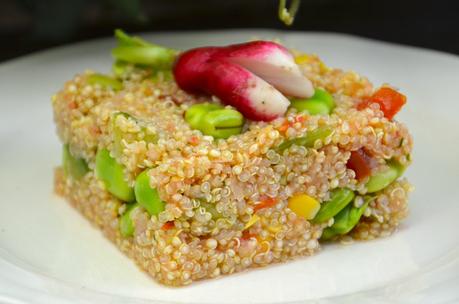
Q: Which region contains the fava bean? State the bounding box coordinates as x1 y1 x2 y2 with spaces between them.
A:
290 89 335 115
134 170 165 216
321 196 371 240
62 144 88 180
312 188 355 223
290 98 330 115
95 148 135 202
366 160 404 193
185 103 245 139
119 203 140 237
185 103 222 130
112 112 158 157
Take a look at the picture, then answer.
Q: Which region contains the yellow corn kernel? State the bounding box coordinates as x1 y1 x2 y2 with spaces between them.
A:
288 194 320 220
244 214 260 230
267 225 282 233
294 54 311 65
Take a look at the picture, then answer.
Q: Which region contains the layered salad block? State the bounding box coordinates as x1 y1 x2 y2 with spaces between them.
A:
52 30 413 286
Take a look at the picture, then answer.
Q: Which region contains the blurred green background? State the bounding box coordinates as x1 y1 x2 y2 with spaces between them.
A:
1 0 458 62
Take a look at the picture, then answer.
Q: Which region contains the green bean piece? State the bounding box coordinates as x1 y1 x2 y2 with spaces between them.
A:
185 104 245 139
62 144 88 180
312 188 355 223
134 170 165 216
290 89 335 115
366 160 402 193
95 148 135 202
87 74 122 91
276 126 333 152
321 196 371 240
119 203 140 237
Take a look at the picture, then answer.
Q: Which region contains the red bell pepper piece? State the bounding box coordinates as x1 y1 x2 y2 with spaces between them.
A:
347 149 372 181
358 87 406 120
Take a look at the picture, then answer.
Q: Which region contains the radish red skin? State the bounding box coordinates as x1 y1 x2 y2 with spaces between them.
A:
216 41 292 61
173 41 313 121
216 41 314 98
173 47 220 93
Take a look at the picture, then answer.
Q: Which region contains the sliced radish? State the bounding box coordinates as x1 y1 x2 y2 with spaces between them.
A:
218 41 314 98
173 41 314 121
173 47 220 93
203 60 290 121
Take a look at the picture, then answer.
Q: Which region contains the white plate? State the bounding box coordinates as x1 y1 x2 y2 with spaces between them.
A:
0 30 458 304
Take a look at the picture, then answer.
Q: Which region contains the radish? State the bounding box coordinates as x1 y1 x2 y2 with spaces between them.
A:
219 41 314 98
173 41 314 121
173 47 220 94
203 60 290 121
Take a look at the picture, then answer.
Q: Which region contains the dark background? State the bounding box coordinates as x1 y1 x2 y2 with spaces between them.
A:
1 0 458 62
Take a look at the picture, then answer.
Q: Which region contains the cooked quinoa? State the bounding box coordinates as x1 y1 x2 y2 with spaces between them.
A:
52 45 413 286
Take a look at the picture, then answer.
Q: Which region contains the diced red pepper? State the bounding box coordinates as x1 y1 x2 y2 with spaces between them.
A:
278 120 290 133
295 114 306 123
347 149 372 181
253 197 277 212
161 221 175 231
241 230 256 240
189 135 200 145
358 87 406 120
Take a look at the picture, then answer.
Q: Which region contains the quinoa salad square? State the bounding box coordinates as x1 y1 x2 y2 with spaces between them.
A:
52 30 413 286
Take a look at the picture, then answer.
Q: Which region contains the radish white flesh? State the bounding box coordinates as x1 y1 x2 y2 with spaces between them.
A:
221 41 314 98
203 60 290 121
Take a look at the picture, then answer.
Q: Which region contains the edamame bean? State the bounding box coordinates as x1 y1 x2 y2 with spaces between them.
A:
95 148 135 202
119 203 140 237
321 196 371 240
62 144 88 180
134 170 165 216
87 74 122 91
312 188 355 223
276 126 333 152
366 160 403 193
185 103 245 139
290 89 335 115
